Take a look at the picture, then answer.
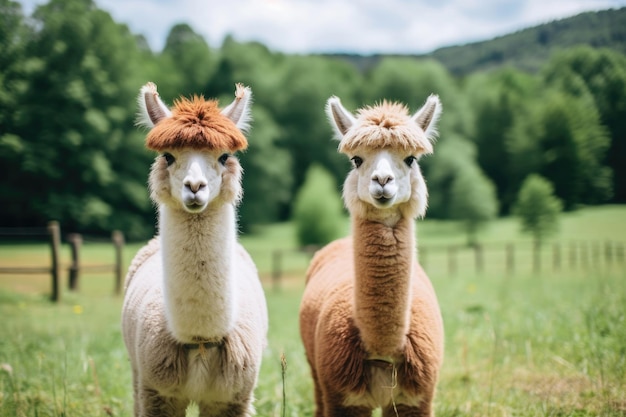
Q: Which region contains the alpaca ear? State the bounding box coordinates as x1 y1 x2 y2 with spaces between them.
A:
221 83 253 133
326 96 355 139
412 94 442 142
137 82 172 128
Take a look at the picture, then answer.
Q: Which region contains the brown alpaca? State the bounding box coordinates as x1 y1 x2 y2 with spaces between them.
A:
299 95 444 417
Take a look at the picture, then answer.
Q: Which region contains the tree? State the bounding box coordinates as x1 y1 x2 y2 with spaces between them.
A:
161 23 215 98
506 87 612 210
0 0 29 131
513 174 563 246
543 47 626 203
2 0 154 238
464 67 538 212
205 36 286 102
449 164 499 246
238 106 293 231
272 55 360 215
293 164 345 247
0 0 30 221
363 58 466 138
423 134 484 219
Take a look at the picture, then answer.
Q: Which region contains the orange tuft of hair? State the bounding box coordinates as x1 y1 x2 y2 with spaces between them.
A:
145 96 248 152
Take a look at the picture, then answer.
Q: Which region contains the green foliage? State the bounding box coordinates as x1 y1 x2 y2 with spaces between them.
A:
427 7 626 75
238 107 293 231
0 0 154 239
465 68 539 212
449 164 499 246
273 55 361 204
513 174 563 245
162 24 216 98
507 86 612 209
424 134 478 218
292 164 344 247
543 46 626 202
0 0 623 240
363 58 466 137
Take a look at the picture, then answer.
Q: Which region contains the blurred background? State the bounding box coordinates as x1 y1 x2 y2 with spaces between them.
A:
2 0 625 242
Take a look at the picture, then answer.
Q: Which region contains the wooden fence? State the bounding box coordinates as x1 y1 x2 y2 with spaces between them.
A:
267 240 626 289
0 221 124 302
419 240 626 276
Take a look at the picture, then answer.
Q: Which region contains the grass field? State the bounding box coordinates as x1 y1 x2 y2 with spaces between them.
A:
1 206 625 416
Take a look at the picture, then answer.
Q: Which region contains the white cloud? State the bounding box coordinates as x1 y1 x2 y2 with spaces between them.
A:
18 0 626 54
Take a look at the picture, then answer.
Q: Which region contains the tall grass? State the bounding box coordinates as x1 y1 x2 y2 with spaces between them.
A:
1 206 625 416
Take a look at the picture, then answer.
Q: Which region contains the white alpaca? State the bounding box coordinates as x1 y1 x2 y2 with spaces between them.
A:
122 82 267 417
299 95 444 417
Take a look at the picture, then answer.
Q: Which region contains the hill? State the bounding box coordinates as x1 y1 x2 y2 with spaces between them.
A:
323 7 626 75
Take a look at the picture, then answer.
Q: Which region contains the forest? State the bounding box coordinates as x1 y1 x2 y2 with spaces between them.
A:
1 0 625 240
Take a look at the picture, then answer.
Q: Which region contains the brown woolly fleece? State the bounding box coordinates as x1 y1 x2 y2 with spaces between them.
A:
145 97 248 152
338 101 433 155
300 215 444 416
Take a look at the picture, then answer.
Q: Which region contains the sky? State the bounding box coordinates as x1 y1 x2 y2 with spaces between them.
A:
18 0 626 54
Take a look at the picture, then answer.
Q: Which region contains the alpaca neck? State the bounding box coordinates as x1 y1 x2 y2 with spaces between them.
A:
352 215 414 358
159 203 238 343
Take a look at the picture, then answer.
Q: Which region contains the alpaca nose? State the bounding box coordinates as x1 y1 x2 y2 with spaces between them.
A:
184 179 206 194
371 156 394 186
372 173 393 186
183 161 208 194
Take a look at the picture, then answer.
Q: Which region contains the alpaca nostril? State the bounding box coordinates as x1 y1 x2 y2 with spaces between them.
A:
372 174 393 186
185 181 206 194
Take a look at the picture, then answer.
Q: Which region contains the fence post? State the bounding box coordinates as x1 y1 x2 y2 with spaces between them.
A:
112 230 124 295
448 246 457 276
533 241 541 274
581 241 589 269
569 241 577 269
592 242 601 267
605 240 613 266
506 243 514 275
553 242 561 272
48 221 61 302
68 233 82 291
272 250 282 291
474 244 483 274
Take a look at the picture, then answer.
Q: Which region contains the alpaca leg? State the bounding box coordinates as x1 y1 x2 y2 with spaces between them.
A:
199 401 252 417
309 367 325 417
139 386 183 417
322 390 370 417
382 402 433 417
131 369 140 417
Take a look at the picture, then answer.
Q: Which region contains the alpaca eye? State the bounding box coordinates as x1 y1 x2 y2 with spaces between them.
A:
404 156 417 167
218 153 230 166
351 156 363 169
163 153 175 166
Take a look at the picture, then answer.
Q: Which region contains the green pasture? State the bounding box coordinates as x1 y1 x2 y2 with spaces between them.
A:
1 206 625 416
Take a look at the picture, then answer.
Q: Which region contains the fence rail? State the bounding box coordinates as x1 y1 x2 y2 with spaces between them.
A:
267 239 626 289
419 240 626 276
0 222 124 301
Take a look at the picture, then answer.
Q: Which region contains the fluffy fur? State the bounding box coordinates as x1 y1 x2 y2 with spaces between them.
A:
122 82 267 417
327 95 441 155
145 97 248 152
300 94 444 417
